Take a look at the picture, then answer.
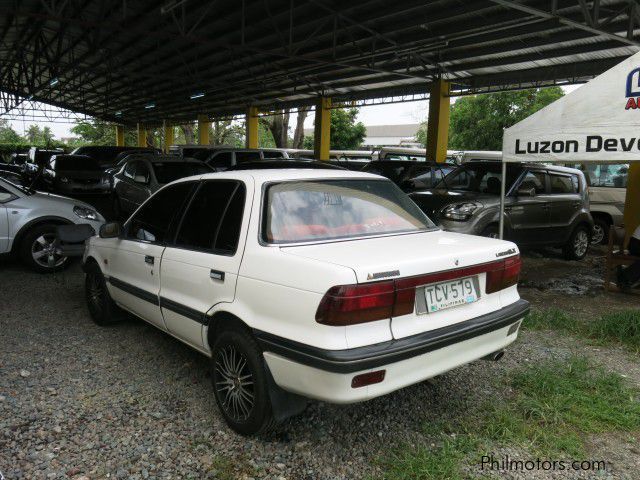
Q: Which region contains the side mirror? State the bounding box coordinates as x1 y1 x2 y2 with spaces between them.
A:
133 175 148 184
517 187 536 197
99 222 122 239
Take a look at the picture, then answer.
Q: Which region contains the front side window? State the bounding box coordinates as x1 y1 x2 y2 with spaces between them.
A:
263 179 434 244
583 163 629 188
519 171 547 194
126 182 195 243
549 173 578 194
438 164 521 194
208 152 233 169
175 181 245 254
235 151 261 162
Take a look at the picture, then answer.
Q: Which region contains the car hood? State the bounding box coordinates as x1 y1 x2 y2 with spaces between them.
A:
31 190 99 212
409 189 498 218
280 229 517 283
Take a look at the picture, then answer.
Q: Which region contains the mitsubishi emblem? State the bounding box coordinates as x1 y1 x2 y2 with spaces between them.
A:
454 259 459 266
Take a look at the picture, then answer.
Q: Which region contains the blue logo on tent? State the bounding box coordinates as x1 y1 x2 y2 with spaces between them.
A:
626 67 640 97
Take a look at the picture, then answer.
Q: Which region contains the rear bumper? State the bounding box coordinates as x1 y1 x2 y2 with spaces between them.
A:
257 299 529 403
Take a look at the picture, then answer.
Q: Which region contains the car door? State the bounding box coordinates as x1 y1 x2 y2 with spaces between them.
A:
546 172 582 242
115 161 139 213
128 160 153 211
159 179 251 350
507 170 550 245
107 182 196 330
0 184 14 252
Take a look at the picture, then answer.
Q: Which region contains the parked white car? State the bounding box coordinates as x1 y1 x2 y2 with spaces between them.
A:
0 178 104 272
83 170 529 434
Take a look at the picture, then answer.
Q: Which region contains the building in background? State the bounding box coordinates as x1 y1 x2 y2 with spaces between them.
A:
304 123 420 148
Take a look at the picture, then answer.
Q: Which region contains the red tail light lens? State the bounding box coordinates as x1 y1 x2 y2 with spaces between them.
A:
315 281 395 326
351 370 386 388
317 256 521 326
486 255 521 294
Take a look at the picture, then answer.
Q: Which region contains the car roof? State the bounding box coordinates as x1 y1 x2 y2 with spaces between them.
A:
465 160 584 174
172 168 383 185
229 160 346 170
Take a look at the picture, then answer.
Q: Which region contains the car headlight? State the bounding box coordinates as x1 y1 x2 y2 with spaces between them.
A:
441 202 483 221
60 176 69 183
73 205 99 221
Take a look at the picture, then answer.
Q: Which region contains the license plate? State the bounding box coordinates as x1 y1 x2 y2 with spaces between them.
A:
424 276 478 313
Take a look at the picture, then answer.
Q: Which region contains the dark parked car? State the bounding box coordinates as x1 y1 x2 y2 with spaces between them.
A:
42 154 111 195
111 156 213 217
361 160 455 192
409 161 593 260
205 148 289 171
24 147 64 180
70 146 159 168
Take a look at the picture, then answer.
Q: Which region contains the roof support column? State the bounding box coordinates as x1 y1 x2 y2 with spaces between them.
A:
624 163 640 241
245 106 259 149
115 125 125 147
426 79 451 163
314 97 331 161
198 115 210 145
163 121 174 153
137 123 146 147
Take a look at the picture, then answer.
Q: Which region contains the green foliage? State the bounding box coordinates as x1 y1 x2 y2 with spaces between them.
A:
0 119 23 143
415 121 427 148
524 309 640 353
376 356 640 479
25 124 55 145
448 87 564 150
70 120 136 147
303 108 367 150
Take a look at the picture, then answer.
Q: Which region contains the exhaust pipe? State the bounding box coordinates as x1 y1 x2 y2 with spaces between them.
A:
481 350 505 362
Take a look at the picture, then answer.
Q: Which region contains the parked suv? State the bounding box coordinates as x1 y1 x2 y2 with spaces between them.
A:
361 160 455 192
83 169 528 434
111 155 212 217
410 162 593 260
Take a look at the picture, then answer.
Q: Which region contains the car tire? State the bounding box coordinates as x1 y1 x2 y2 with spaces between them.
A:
211 328 275 435
591 218 609 245
85 261 123 326
480 224 500 239
19 223 71 273
563 225 590 260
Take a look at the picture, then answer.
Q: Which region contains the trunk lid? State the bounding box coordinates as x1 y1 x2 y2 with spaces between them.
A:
281 230 518 339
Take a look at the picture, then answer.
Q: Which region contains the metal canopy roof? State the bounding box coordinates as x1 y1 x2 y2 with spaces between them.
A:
1 0 639 126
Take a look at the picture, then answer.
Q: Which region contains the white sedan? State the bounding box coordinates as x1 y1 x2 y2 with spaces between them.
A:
0 178 104 272
83 169 529 435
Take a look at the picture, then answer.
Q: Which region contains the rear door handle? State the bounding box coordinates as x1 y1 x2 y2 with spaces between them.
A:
144 255 154 265
210 269 225 281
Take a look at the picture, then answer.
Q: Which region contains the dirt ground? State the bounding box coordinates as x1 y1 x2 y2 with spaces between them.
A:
1 246 639 479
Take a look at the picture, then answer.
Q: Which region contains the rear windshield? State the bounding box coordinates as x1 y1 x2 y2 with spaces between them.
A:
57 157 101 170
263 179 434 244
152 162 211 184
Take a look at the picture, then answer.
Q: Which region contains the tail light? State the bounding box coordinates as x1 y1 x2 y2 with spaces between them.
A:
315 281 395 326
316 255 521 326
486 255 521 294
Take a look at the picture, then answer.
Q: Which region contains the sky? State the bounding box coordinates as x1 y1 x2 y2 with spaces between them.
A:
7 85 581 141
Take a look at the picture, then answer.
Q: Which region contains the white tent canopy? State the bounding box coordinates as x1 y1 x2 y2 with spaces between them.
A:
503 50 640 164
499 51 640 239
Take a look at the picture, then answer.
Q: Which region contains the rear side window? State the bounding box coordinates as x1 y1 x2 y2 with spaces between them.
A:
174 181 246 254
126 182 195 243
549 173 578 194
208 152 233 169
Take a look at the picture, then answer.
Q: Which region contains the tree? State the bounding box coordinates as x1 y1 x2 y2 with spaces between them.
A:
447 87 564 150
261 110 290 148
415 120 427 147
303 107 366 150
292 106 309 149
70 120 136 146
0 119 23 143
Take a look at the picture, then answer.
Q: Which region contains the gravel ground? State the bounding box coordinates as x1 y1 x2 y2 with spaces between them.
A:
1 250 639 480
